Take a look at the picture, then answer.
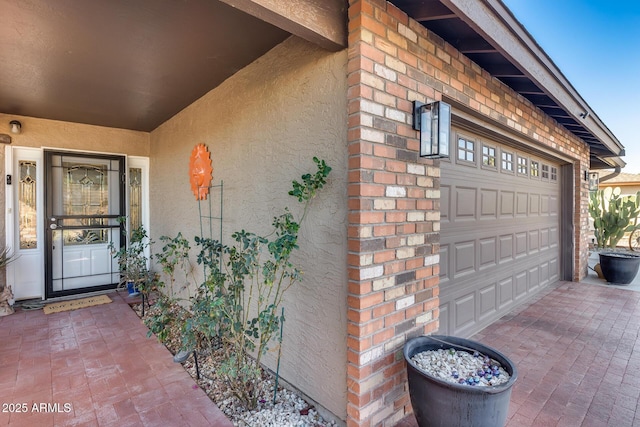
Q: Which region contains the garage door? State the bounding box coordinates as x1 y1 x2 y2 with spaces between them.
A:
439 128 561 337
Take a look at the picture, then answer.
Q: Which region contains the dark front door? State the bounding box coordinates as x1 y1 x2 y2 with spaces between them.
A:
44 151 125 298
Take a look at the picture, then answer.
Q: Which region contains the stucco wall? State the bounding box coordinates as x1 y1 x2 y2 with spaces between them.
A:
149 36 349 420
0 114 149 156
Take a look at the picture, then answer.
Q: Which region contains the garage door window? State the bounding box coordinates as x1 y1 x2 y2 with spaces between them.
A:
458 138 475 163
541 164 549 180
531 161 540 178
517 156 528 175
482 145 497 168
501 151 514 173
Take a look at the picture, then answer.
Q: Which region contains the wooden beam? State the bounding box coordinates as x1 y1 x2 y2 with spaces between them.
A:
218 0 347 51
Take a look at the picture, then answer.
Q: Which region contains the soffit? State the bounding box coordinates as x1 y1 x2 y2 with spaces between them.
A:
0 0 290 131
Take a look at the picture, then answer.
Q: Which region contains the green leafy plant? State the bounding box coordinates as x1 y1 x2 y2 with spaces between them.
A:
589 187 640 248
144 295 176 342
185 157 331 409
0 246 16 271
0 246 16 292
109 222 153 295
156 232 194 298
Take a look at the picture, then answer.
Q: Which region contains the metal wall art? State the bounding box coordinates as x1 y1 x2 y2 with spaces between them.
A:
189 143 213 200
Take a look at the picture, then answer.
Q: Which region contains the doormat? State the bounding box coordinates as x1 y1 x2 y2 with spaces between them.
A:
43 295 112 314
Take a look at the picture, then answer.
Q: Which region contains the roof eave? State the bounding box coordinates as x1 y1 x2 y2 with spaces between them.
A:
439 0 625 164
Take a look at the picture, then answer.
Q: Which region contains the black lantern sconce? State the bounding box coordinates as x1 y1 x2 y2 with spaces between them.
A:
412 100 451 158
588 172 599 192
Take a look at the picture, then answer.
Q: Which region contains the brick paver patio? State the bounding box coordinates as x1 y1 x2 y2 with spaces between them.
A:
399 281 640 426
4 280 640 426
0 291 232 427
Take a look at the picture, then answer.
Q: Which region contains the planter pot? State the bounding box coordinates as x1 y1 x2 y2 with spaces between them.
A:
126 281 140 297
599 252 640 285
404 335 517 427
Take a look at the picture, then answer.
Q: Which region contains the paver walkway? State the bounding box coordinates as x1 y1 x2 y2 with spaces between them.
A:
398 281 640 426
0 291 232 427
5 278 640 426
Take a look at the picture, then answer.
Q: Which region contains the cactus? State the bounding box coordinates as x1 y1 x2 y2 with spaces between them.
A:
589 187 640 248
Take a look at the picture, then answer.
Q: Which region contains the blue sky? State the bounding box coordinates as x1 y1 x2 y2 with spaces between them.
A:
501 0 640 173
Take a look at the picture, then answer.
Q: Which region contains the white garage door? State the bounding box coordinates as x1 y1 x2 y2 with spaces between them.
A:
439 128 561 337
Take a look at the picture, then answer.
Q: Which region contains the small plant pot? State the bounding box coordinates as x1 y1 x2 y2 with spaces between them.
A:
599 252 640 285
404 335 517 427
127 281 140 297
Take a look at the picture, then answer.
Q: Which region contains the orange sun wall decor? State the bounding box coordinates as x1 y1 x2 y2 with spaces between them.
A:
189 144 213 200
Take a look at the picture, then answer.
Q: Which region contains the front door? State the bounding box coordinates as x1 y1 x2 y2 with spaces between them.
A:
44 151 125 298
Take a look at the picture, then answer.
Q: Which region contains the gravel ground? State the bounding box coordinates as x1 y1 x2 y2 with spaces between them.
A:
132 296 337 427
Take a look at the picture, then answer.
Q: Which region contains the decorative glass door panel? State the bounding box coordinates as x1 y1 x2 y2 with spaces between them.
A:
45 152 125 298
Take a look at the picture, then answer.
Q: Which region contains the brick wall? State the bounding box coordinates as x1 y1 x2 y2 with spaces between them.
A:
346 0 591 425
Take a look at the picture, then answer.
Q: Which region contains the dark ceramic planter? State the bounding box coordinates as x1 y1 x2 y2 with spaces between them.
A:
599 252 640 285
404 335 517 427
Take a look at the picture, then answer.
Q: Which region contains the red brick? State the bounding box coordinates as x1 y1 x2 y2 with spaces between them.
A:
405 258 423 270
348 280 372 295
397 175 416 186
348 308 372 323
372 301 395 318
385 159 406 172
360 14 387 37
386 212 407 223
371 378 395 400
384 310 406 328
383 360 405 379
396 199 416 210
374 37 398 56
349 211 385 224
384 261 406 275
348 336 372 352
348 390 372 407
349 155 386 170
372 328 395 345
348 363 372 381
406 303 425 319
373 224 396 236
359 42 386 63
374 250 396 263
353 291 385 311
386 81 408 99
373 171 396 184
373 144 397 159
348 141 374 156
386 2 409 24
349 183 385 197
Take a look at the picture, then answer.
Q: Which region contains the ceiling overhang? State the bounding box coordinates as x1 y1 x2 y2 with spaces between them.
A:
391 0 625 169
0 0 346 132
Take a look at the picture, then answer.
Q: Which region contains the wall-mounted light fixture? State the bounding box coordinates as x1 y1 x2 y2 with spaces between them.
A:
588 172 599 191
9 120 21 134
579 111 589 119
412 100 451 158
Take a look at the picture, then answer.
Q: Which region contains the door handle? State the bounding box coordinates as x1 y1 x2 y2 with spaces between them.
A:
50 224 57 230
